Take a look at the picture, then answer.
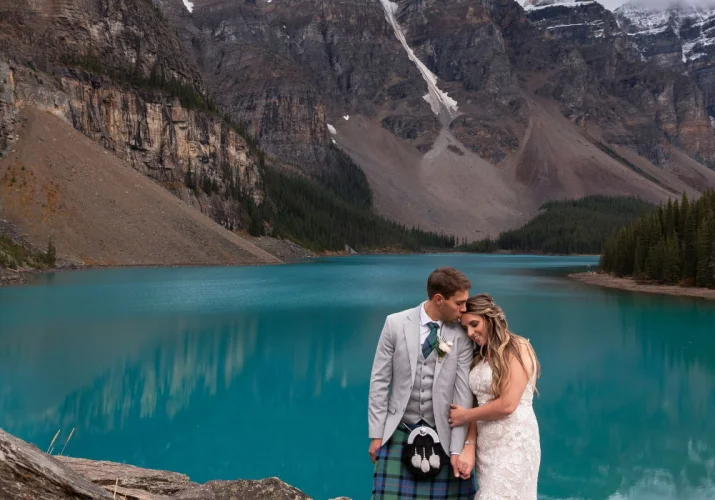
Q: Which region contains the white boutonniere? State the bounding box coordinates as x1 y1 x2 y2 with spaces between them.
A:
435 337 453 361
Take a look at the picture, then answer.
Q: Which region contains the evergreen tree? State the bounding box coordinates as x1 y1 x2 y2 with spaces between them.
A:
601 190 715 288
695 211 714 288
461 195 655 254
662 234 681 285
45 236 56 267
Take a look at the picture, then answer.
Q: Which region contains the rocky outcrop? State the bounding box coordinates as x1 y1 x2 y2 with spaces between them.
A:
524 0 622 42
57 457 193 499
183 0 528 168
1 429 347 500
172 478 310 500
0 60 16 156
2 61 262 229
397 0 526 162
187 0 437 173
519 0 715 169
615 2 715 120
614 1 715 67
0 0 204 91
0 429 114 499
0 0 267 231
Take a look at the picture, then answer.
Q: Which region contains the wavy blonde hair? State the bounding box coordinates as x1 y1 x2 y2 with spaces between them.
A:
466 294 540 399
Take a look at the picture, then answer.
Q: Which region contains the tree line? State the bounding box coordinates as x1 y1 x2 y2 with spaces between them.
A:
459 196 655 255
600 190 715 287
261 167 455 251
0 235 56 269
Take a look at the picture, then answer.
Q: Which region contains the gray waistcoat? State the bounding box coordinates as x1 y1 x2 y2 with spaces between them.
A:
402 349 437 426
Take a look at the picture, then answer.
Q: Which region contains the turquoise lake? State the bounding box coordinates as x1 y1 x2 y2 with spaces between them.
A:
0 255 714 499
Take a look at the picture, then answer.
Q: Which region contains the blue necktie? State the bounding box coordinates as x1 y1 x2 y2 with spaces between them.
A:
422 322 439 358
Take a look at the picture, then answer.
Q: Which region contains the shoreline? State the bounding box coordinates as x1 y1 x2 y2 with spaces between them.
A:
0 260 298 288
2 251 603 288
569 271 715 301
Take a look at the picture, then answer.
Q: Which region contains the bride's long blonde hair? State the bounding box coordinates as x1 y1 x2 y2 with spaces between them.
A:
466 294 540 399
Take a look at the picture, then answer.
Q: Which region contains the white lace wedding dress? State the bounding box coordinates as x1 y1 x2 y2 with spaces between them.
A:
469 358 541 499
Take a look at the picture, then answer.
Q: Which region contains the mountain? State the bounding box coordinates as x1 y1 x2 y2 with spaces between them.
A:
615 1 715 120
0 0 265 228
0 0 279 264
615 1 715 65
2 0 715 255
168 0 715 239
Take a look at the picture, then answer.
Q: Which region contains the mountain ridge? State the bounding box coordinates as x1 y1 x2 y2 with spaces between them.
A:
3 0 715 252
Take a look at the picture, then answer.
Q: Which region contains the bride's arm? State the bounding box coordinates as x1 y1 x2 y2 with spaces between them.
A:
450 345 531 425
457 420 477 478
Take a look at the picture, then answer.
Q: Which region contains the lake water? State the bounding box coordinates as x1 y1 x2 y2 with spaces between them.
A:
0 255 713 500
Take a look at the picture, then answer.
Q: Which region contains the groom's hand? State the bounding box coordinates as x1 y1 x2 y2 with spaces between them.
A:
369 438 383 463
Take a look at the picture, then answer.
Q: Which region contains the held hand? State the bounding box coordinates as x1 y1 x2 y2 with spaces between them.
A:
369 438 383 463
449 404 470 427
450 454 464 479
458 446 476 479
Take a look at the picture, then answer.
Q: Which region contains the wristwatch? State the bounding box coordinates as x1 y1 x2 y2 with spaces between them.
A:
464 440 475 446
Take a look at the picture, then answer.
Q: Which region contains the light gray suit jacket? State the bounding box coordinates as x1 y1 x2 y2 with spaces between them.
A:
368 305 474 455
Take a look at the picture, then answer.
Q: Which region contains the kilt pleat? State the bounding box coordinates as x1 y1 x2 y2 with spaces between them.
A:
372 427 477 500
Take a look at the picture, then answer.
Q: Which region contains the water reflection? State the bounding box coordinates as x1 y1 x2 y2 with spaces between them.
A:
0 256 713 499
535 292 715 499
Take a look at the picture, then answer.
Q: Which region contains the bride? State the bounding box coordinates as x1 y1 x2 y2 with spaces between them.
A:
448 294 541 500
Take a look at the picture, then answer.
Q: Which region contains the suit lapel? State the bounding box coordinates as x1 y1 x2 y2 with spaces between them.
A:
404 306 420 381
432 324 456 386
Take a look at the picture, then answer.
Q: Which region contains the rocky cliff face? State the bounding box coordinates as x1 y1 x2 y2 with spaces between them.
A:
180 0 715 176
615 1 715 119
524 0 622 42
519 0 715 169
180 0 530 168
0 0 264 231
186 0 438 172
396 0 526 162
0 60 16 155
614 1 715 66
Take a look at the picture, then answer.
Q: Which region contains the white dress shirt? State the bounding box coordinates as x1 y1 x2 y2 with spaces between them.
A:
420 302 443 345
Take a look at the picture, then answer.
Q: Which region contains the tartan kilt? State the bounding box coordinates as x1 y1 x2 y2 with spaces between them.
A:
372 427 477 500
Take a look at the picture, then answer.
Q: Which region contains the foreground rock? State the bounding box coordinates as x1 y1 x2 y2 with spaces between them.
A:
1 429 348 499
0 266 34 286
172 478 309 500
0 429 113 499
56 457 192 500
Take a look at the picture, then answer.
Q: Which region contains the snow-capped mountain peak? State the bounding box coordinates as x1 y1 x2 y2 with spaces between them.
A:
615 1 715 62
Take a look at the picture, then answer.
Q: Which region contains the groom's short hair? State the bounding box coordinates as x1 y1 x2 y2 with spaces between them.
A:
427 267 471 299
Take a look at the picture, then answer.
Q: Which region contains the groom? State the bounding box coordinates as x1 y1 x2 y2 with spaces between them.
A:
368 267 477 499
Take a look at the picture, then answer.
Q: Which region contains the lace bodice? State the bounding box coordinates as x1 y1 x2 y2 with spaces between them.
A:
469 358 536 409
467 359 541 500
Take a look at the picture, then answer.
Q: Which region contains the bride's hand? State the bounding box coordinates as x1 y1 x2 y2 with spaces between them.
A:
458 444 476 479
449 404 470 427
